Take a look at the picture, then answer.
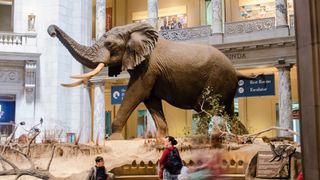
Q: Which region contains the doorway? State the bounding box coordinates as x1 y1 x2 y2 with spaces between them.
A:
0 94 16 138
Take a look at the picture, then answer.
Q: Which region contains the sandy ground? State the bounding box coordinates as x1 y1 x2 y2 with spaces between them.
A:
0 139 288 180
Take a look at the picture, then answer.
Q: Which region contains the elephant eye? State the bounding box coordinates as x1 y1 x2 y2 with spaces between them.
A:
105 42 112 48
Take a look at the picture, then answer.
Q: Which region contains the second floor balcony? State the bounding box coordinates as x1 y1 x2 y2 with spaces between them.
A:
0 32 38 54
159 17 295 44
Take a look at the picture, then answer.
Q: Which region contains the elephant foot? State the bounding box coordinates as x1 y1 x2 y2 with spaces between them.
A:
109 133 124 140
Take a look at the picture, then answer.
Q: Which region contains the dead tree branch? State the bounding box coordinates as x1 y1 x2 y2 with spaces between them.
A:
220 126 299 143
0 119 61 180
46 145 56 171
197 93 299 144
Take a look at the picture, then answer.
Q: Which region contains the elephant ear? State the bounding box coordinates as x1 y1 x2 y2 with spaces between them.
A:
122 23 158 71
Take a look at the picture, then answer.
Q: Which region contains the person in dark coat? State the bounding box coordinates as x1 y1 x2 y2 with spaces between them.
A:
87 156 114 180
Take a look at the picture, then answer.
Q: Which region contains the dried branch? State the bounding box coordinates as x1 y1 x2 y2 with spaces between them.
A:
0 120 62 180
0 155 19 170
0 124 20 170
46 146 56 171
199 101 214 118
219 126 299 143
9 147 35 169
199 101 222 133
26 131 40 156
248 126 299 142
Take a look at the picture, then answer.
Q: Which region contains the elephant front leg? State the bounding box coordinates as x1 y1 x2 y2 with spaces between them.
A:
110 79 153 140
144 97 168 139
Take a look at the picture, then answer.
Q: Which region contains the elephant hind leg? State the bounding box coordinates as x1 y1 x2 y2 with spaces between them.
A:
144 97 168 138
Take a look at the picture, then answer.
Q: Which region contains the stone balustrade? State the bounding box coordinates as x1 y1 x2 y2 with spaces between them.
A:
0 32 38 53
0 32 37 46
159 25 211 41
224 17 275 36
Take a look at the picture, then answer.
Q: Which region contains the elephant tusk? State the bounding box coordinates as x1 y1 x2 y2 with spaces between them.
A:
61 79 85 87
70 63 105 79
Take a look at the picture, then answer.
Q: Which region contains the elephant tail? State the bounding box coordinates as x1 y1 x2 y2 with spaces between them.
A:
236 72 264 80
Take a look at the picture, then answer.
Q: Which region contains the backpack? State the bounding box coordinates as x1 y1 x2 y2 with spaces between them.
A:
165 148 183 175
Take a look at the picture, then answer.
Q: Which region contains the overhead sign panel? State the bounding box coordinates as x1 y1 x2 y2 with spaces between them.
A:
236 74 275 97
111 85 127 105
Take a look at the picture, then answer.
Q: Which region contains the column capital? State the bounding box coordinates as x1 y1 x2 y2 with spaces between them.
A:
91 80 105 87
90 76 106 85
275 59 293 70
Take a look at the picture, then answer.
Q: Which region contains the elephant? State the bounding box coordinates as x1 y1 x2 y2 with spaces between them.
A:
47 23 251 139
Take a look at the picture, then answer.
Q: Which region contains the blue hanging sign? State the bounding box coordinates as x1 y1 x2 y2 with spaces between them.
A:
236 74 275 97
111 85 127 104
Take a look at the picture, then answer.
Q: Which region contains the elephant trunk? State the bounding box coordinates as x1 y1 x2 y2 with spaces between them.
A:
47 25 103 69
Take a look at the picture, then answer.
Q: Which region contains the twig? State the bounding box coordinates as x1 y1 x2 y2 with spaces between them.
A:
9 147 35 169
219 126 299 143
248 126 299 142
0 155 19 170
199 101 222 133
26 132 40 156
0 125 19 170
46 146 56 171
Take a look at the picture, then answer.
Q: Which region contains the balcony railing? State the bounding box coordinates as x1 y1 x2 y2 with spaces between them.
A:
0 32 37 46
224 17 275 35
159 25 211 41
0 32 37 53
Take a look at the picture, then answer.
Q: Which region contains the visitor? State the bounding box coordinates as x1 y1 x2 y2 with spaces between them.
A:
159 136 183 180
177 166 189 180
297 172 303 180
170 18 180 29
87 156 114 180
160 20 169 30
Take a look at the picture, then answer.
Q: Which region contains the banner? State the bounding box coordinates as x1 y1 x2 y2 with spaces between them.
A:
111 85 127 105
236 74 275 97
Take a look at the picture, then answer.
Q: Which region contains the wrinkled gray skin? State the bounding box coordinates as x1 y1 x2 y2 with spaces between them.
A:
48 23 248 139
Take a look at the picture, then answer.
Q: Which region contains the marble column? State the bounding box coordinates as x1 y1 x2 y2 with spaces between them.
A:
147 0 158 29
93 81 106 145
276 61 293 137
96 0 106 39
275 0 288 27
81 85 92 143
211 0 223 34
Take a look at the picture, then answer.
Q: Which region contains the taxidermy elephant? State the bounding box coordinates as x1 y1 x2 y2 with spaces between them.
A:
48 23 250 139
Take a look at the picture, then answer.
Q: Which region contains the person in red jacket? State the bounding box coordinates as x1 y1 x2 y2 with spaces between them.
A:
158 136 182 180
297 172 303 180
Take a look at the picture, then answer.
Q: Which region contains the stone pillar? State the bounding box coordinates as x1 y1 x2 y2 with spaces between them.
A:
147 0 158 29
295 0 320 178
275 0 288 27
96 0 106 39
92 81 106 145
276 60 293 137
211 0 223 34
81 85 92 143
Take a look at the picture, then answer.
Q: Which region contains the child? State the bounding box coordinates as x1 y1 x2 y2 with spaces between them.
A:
87 156 114 180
